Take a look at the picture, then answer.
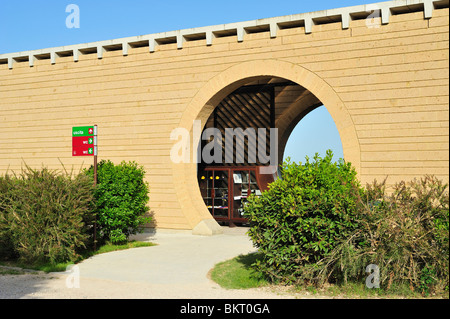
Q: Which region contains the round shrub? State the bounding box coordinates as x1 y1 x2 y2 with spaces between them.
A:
85 160 151 244
244 150 363 283
0 166 96 264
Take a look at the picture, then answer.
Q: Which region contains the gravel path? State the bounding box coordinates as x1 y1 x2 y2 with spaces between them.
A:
0 227 321 299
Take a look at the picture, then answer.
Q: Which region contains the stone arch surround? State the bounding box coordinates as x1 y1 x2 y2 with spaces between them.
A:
175 59 361 234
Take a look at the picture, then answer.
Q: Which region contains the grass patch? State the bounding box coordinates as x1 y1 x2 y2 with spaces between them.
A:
298 282 436 299
210 253 269 289
93 240 156 255
0 240 156 274
0 260 70 274
0 267 27 275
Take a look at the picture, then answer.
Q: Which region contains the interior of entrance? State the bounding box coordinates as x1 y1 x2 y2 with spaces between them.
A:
198 166 275 226
197 76 322 226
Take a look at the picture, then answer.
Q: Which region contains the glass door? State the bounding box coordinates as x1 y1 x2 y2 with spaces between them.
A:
199 170 214 215
212 170 229 220
199 166 269 225
232 170 249 220
249 170 261 197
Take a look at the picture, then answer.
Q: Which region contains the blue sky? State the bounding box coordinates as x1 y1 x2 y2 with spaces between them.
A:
1 1 369 53
0 0 366 163
283 107 344 164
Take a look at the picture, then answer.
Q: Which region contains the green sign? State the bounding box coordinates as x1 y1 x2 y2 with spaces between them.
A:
72 126 95 137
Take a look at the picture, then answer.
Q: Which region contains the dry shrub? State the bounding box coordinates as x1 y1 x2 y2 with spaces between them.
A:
0 165 96 264
305 175 448 296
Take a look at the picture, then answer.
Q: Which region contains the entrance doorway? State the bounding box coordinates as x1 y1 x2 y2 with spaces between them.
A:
197 78 285 226
195 75 344 227
181 60 361 234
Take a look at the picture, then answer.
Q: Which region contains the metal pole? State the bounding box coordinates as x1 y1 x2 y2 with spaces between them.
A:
94 155 97 186
93 125 98 251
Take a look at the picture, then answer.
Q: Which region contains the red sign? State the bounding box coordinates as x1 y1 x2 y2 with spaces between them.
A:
72 136 95 147
72 146 96 156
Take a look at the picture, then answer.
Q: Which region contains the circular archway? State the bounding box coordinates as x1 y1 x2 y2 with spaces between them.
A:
173 60 360 235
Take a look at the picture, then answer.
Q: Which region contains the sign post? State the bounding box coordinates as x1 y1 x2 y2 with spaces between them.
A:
72 125 98 249
72 125 98 181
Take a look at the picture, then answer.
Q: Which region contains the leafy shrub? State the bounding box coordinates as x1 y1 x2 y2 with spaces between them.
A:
0 175 16 260
244 151 363 283
0 166 96 264
85 160 151 244
304 175 449 296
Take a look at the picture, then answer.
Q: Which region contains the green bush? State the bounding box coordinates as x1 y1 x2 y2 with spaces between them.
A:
0 166 96 264
0 174 16 260
85 160 151 244
244 151 363 283
311 175 449 296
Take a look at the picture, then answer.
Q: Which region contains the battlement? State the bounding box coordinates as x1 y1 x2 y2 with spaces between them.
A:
0 0 448 69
